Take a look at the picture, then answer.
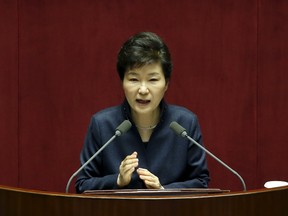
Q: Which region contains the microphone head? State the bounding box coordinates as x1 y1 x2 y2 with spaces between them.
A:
169 121 187 137
116 120 132 136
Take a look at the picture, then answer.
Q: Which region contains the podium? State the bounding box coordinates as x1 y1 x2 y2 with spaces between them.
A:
1 185 287 216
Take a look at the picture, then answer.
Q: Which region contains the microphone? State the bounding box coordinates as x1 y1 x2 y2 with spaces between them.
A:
169 121 247 191
65 120 132 193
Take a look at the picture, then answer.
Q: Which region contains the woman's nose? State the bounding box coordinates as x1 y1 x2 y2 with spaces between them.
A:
138 84 149 94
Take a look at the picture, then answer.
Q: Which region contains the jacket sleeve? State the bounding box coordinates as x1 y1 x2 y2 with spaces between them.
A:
75 117 119 193
163 116 210 189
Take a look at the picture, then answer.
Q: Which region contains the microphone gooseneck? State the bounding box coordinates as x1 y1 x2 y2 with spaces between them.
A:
169 121 247 191
65 120 132 193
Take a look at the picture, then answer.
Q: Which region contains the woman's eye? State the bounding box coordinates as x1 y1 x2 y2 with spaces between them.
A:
129 78 138 82
150 78 158 82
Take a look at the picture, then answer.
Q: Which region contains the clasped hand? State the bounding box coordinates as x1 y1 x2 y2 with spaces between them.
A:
117 151 163 189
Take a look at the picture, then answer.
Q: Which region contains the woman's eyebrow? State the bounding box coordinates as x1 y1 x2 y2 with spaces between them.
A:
126 71 139 76
147 72 161 76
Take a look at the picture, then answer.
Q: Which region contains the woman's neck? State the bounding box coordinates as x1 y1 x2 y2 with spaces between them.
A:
132 108 160 129
132 110 159 142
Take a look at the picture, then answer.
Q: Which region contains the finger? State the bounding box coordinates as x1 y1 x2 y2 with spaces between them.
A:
137 168 154 178
121 160 138 173
145 182 160 189
137 168 149 174
126 151 137 159
121 153 138 167
123 158 139 165
121 153 138 166
136 169 162 189
121 163 138 174
120 157 138 175
144 178 162 189
138 174 155 181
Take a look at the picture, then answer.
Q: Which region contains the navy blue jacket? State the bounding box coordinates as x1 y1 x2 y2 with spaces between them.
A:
75 100 210 193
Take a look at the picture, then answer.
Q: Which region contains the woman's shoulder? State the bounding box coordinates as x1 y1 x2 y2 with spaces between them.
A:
166 103 197 117
91 104 122 121
164 103 200 129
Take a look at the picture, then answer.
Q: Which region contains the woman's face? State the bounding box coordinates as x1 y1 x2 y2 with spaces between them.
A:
123 63 168 116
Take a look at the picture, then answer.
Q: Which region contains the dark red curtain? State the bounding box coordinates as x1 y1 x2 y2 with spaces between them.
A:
0 0 19 186
1 0 287 192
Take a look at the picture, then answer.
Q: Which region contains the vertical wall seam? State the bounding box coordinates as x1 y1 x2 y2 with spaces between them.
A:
17 0 21 187
256 0 260 187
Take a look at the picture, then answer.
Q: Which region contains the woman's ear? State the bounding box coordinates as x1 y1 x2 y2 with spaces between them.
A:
164 80 169 91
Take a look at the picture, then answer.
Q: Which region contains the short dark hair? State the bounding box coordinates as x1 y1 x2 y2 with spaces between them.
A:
117 32 172 81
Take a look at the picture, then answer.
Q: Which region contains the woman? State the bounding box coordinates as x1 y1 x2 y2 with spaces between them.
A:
75 32 210 193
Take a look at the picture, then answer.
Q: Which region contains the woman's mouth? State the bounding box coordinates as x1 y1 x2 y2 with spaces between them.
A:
136 99 151 104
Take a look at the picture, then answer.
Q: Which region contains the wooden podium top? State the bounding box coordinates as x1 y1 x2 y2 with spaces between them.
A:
83 188 229 199
1 185 287 216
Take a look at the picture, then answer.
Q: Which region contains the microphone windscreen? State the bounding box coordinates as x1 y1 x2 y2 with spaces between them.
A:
116 120 132 135
169 121 186 136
